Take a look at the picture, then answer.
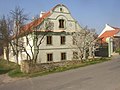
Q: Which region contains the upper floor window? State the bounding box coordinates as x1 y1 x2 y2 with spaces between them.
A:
73 36 76 45
47 36 52 45
59 19 64 28
60 8 63 12
61 36 66 45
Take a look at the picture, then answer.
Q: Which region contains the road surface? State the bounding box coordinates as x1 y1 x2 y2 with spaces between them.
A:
0 55 120 90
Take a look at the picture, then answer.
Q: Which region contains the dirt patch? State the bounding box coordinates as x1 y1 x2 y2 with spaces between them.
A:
0 74 24 85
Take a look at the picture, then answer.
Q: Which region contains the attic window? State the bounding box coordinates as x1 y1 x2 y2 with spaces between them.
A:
60 8 63 12
59 19 64 28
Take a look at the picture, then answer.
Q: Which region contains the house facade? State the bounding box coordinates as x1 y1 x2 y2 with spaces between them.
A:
4 4 83 64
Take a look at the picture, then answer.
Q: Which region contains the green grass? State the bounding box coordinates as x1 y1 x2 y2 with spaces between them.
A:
0 57 110 78
0 59 20 75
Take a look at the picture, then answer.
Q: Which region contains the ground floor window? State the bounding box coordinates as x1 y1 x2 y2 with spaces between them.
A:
61 52 66 60
47 53 53 61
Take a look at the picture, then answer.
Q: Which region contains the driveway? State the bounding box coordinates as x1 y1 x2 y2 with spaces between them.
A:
0 55 120 90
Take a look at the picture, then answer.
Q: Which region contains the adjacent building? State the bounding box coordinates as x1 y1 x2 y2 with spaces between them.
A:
98 24 120 57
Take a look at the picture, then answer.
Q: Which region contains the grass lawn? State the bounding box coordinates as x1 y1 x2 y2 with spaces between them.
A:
0 60 19 74
0 57 110 78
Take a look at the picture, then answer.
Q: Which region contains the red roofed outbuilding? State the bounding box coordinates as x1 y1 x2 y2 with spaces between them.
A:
98 24 120 43
98 24 120 57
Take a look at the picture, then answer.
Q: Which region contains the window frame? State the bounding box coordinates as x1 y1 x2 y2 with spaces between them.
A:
73 36 76 45
60 8 63 12
46 36 52 45
47 53 53 62
61 52 66 60
59 19 64 28
61 36 66 45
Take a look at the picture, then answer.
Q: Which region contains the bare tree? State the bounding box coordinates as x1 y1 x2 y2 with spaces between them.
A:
72 27 97 61
9 6 28 64
9 9 53 64
21 18 53 64
0 16 11 63
0 6 53 64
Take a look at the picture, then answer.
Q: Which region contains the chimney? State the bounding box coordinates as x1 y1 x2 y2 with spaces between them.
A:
32 16 35 21
40 11 45 18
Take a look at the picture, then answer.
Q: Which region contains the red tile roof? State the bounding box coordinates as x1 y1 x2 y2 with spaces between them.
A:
20 11 51 34
99 29 120 43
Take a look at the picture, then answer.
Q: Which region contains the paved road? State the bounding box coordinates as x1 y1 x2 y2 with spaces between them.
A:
0 55 120 90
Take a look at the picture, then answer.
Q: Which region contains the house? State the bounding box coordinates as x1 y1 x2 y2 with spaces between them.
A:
98 24 120 57
99 24 120 42
4 4 84 64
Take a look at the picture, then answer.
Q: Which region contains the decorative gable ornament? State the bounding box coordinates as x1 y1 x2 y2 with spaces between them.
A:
45 21 54 31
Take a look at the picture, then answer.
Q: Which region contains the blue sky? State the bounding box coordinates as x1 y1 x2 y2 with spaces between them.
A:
0 0 120 34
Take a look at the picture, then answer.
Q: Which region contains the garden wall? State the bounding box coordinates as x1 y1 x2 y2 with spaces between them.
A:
21 60 82 73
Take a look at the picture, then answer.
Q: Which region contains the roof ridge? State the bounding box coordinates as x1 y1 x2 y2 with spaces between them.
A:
107 24 120 29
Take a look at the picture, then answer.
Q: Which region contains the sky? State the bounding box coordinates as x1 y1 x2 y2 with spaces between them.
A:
0 0 120 34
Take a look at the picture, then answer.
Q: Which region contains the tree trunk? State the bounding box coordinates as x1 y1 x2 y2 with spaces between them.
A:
6 44 9 64
83 49 86 60
16 39 19 64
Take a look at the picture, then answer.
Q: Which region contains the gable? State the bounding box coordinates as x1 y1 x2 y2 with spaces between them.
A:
20 4 82 35
46 4 82 32
52 4 70 14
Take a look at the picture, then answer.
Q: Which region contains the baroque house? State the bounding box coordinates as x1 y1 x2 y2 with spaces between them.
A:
4 4 83 64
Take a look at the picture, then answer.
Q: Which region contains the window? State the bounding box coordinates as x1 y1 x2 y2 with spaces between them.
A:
59 19 64 28
61 52 66 60
47 53 53 61
60 8 63 12
61 36 65 45
73 36 76 45
47 36 52 45
73 52 78 59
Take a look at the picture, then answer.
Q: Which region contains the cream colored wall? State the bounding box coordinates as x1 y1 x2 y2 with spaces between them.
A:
36 34 78 63
38 49 77 63
36 5 82 63
8 34 34 64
